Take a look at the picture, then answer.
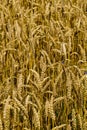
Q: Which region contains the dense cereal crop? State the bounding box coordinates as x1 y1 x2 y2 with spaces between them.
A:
0 0 87 130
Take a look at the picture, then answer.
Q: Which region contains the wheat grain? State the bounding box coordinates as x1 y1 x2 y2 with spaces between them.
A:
72 109 77 129
78 44 86 62
3 97 10 130
54 96 66 106
83 122 87 130
25 95 30 109
66 72 72 99
0 116 3 130
33 107 40 129
77 113 82 129
52 124 66 130
14 97 28 118
49 96 55 120
17 73 23 100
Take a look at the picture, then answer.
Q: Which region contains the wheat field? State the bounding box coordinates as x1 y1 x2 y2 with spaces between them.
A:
0 0 87 130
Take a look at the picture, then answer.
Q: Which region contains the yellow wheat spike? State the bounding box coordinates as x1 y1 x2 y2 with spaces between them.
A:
14 97 28 118
78 44 86 62
72 109 77 129
33 107 40 130
0 115 3 130
3 96 11 130
25 95 30 109
66 72 72 99
45 100 50 118
83 122 87 130
17 73 24 100
77 114 82 129
52 124 66 130
49 96 55 120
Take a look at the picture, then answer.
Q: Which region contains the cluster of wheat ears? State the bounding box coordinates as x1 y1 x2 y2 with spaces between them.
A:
0 0 87 130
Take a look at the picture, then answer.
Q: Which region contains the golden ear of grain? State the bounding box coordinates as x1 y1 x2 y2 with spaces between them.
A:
45 2 51 16
80 83 85 107
84 110 87 120
54 96 66 106
17 73 23 100
33 107 40 129
54 70 63 87
83 122 87 130
72 109 77 129
13 89 17 98
17 73 24 100
61 43 67 59
3 96 11 130
3 106 10 130
40 56 46 80
0 116 3 130
14 97 28 118
77 114 82 129
78 44 86 61
45 100 50 118
40 50 51 65
33 93 41 110
66 72 72 99
49 96 55 120
5 79 11 96
30 69 42 89
14 20 21 39
25 95 30 109
42 79 51 92
52 124 66 130
84 75 87 89
13 107 18 130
